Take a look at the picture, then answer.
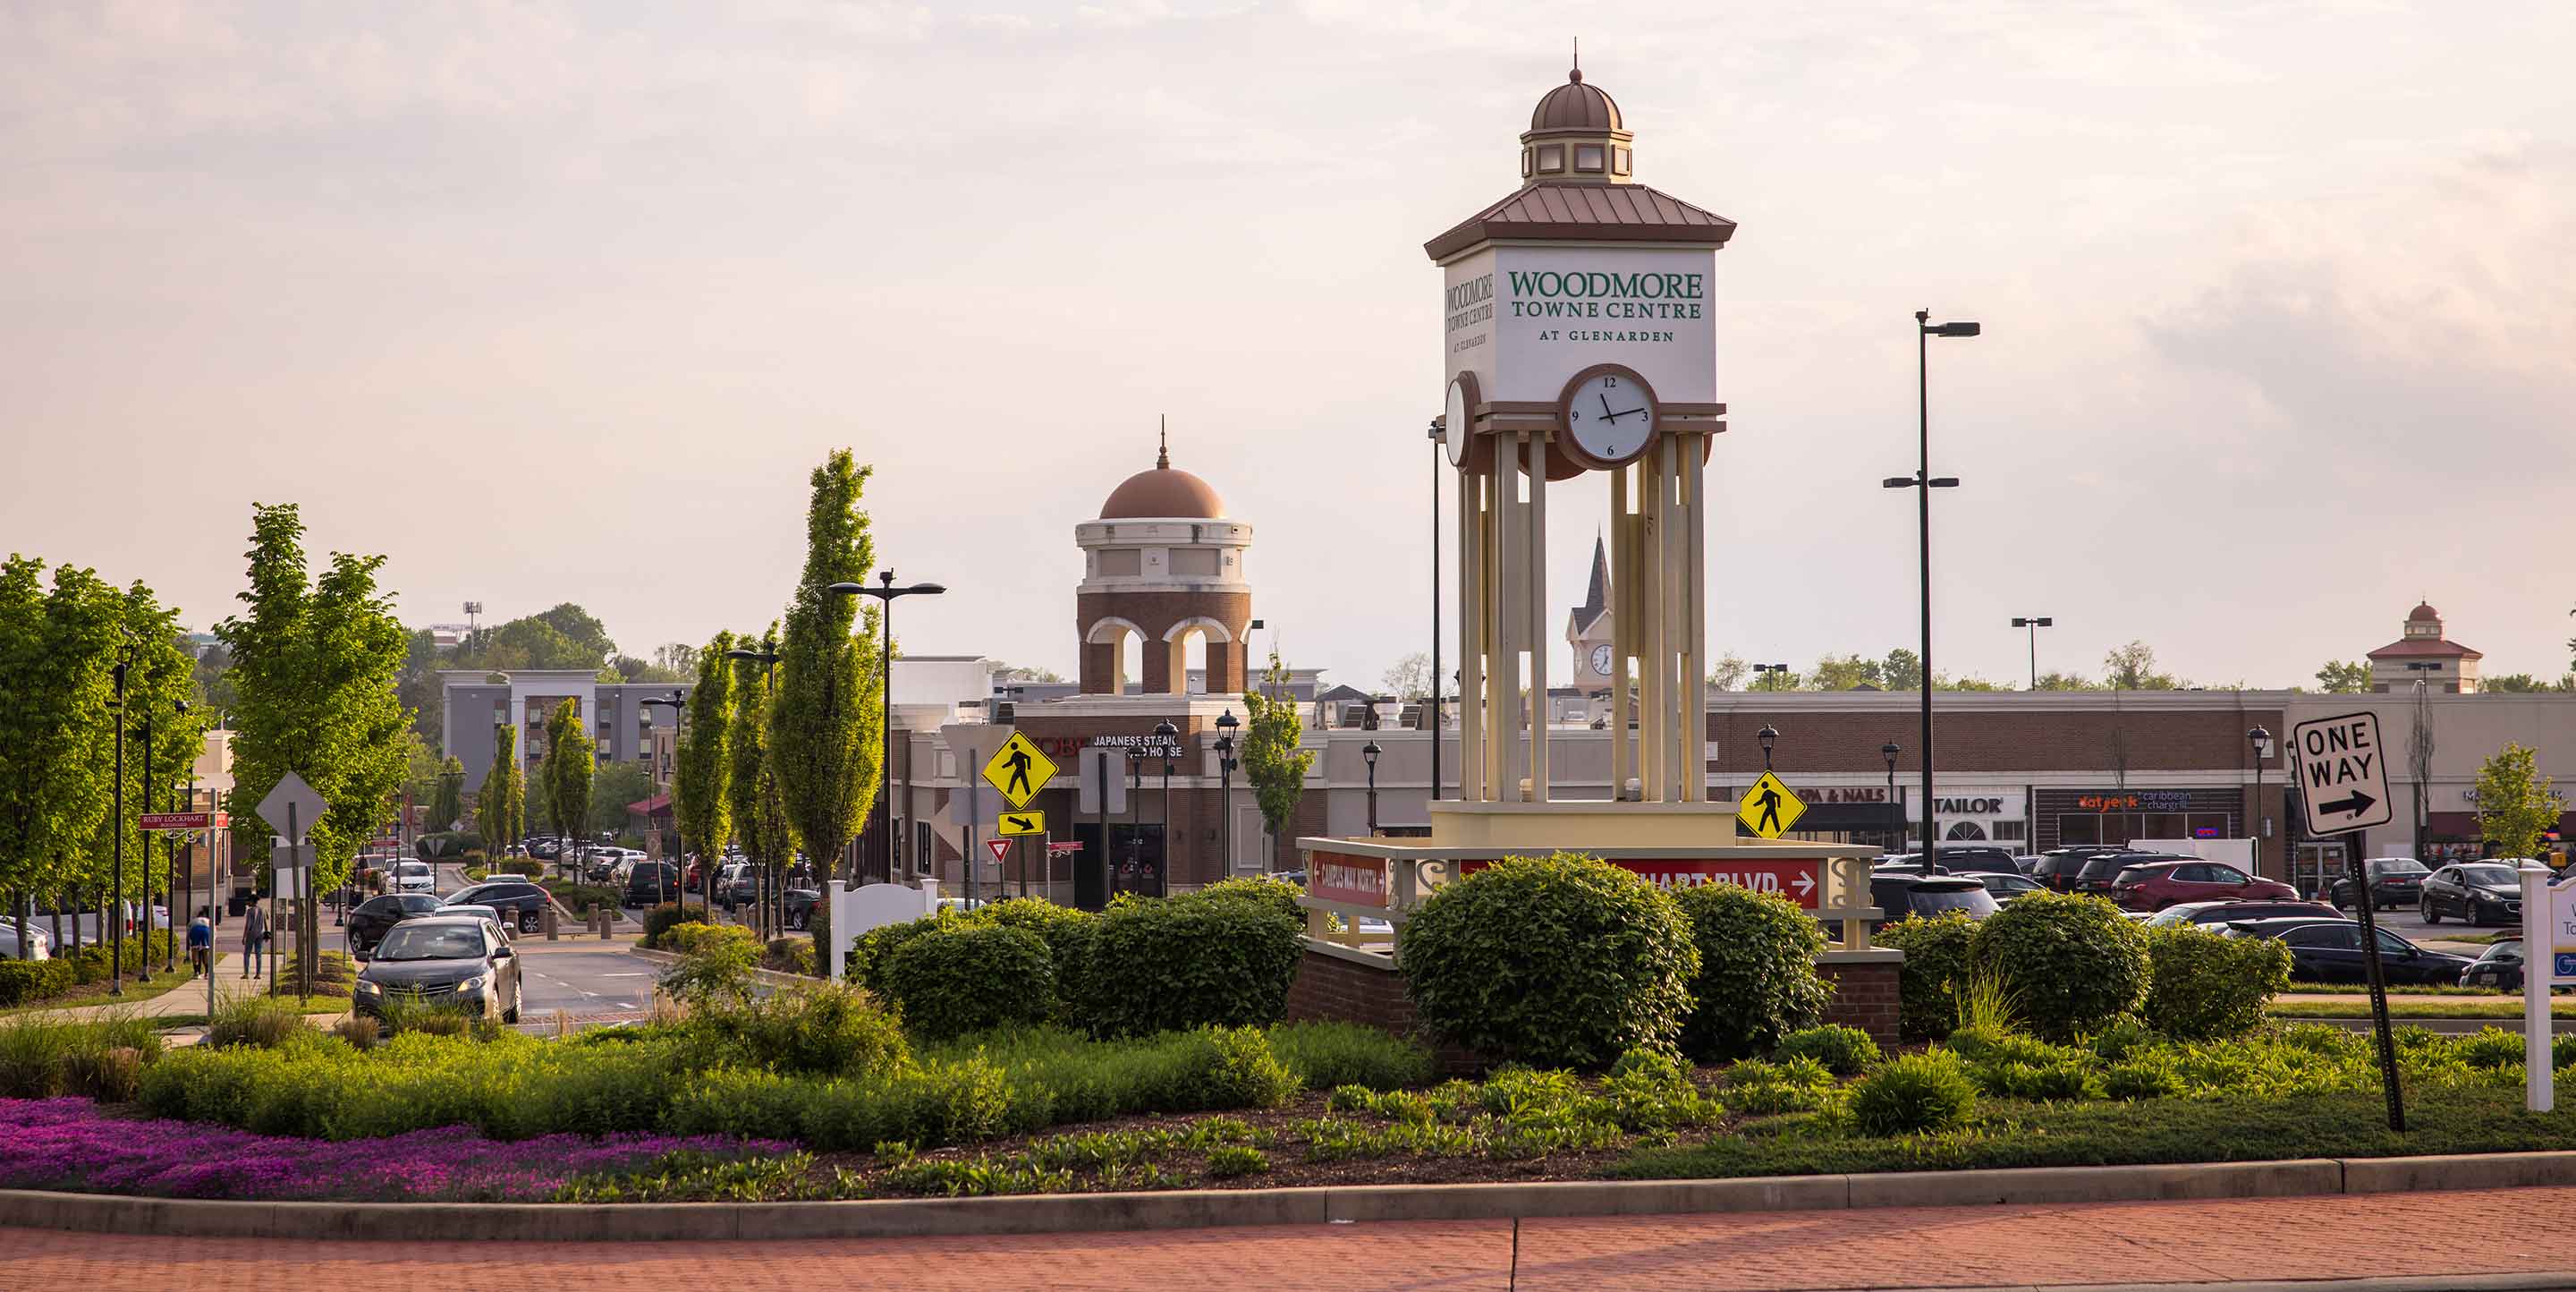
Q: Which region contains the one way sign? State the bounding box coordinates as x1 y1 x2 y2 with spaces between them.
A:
2291 710 2395 836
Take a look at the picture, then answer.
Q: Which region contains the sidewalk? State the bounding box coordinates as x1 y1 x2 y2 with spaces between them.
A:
4 1182 2575 1288
27 953 263 1024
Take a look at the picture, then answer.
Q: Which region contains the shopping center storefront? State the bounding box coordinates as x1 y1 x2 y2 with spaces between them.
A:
2036 788 2241 852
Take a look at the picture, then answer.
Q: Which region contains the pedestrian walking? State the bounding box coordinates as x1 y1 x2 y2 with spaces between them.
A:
240 902 267 978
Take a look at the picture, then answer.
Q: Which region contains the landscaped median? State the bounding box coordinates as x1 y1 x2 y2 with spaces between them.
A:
6 863 2576 1238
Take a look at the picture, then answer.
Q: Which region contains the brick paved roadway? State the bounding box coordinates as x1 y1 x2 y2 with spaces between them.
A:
8 1183 2576 1289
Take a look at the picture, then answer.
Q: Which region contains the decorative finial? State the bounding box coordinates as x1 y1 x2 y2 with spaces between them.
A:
1571 37 1581 81
1157 413 1169 469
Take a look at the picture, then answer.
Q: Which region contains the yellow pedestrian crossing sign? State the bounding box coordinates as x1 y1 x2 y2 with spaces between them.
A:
981 732 1057 810
996 810 1046 837
1738 770 1807 838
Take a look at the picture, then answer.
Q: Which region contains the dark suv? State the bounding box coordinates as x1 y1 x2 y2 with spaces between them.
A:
1862 874 2000 929
2330 857 2432 912
2032 846 2123 893
445 880 550 934
348 893 445 958
623 862 680 908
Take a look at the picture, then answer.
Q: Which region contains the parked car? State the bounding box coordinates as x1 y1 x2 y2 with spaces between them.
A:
1863 873 2000 929
2143 898 2341 929
0 924 54 960
446 880 549 933
436 903 512 941
389 861 437 894
622 861 680 908
2221 916 2473 985
2461 938 2526 991
1959 871 2046 903
783 885 821 931
528 837 564 861
2420 863 2524 926
714 863 763 911
2110 860 2301 912
1873 854 1951 877
2031 846 2125 893
2073 851 2184 897
347 893 447 958
352 915 522 1023
2331 857 2432 911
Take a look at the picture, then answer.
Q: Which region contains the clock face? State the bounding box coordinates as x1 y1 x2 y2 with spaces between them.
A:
1589 643 1614 676
1444 378 1471 468
1559 366 1657 469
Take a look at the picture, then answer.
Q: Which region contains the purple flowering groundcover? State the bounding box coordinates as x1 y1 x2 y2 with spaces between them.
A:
0 1098 792 1202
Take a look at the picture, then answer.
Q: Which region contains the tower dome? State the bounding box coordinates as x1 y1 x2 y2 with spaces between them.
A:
1099 426 1224 518
1517 59 1636 185
1075 424 1253 696
1530 68 1623 132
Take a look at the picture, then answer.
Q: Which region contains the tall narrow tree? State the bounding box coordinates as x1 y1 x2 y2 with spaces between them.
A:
672 631 736 874
428 756 465 833
1240 652 1316 872
730 627 799 934
477 727 522 856
80 583 207 932
0 557 123 965
540 698 594 846
768 450 883 882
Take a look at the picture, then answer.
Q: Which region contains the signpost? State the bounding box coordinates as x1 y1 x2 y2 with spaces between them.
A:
257 772 327 1005
2291 711 2402 1130
1077 748 1127 912
2519 862 2576 1111
1737 771 1808 839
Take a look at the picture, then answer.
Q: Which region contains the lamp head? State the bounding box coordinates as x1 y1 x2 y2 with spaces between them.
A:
1216 710 1239 731
1361 740 1381 766
1881 741 1900 761
1757 724 1778 752
1924 320 1981 337
825 582 864 596
1151 719 1178 738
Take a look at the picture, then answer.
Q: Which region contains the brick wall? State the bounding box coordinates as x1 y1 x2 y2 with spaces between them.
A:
1817 956 1901 1052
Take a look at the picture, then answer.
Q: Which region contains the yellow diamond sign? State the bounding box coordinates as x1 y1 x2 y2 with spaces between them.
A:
980 732 1058 810
1738 770 1807 838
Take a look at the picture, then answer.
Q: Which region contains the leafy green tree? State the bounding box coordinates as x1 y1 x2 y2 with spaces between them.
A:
216 503 410 991
428 756 464 832
588 761 654 836
1240 652 1315 871
540 698 594 842
994 661 1065 684
79 583 208 911
653 642 699 676
1705 653 1748 691
2103 641 2182 690
2476 743 2566 860
1378 651 1430 701
730 628 798 905
610 654 687 684
2314 659 2371 693
2031 669 2103 691
190 641 238 713
476 727 522 851
0 557 123 957
1880 648 1925 692
2479 673 2575 693
769 450 884 882
1945 675 2006 692
674 631 736 867
1806 653 1882 691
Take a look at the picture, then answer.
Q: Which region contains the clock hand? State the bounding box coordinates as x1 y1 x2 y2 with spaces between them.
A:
1600 393 1615 421
1611 405 1648 421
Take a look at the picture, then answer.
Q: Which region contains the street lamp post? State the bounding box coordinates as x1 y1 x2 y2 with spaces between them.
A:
2010 616 2054 690
1124 747 1144 893
1215 710 1239 871
1153 720 1179 893
1428 415 1443 805
819 581 871 884
1885 308 1980 863
1882 742 1902 852
2249 726 2274 881
1757 725 1779 772
856 572 945 887
108 652 129 996
1362 740 1382 835
137 697 157 983
638 693 691 919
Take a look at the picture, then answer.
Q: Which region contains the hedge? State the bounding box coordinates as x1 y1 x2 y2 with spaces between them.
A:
1969 893 2150 1041
0 958 78 1007
882 924 1055 1041
2142 923 2292 1040
1073 887 1303 1038
1672 884 1831 1061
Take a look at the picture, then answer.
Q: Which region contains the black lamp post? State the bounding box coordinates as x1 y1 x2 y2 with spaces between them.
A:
1215 710 1239 871
1882 742 1901 851
1153 719 1179 891
638 693 690 917
1362 740 1382 835
856 572 945 885
107 649 130 995
818 581 870 883
1428 414 1443 805
2249 725 2274 880
1757 724 1779 772
2010 616 2053 690
1752 662 1791 691
1885 308 1979 863
1124 747 1144 889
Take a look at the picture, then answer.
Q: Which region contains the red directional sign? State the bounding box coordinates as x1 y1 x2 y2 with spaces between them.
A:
1460 857 1824 908
138 811 227 832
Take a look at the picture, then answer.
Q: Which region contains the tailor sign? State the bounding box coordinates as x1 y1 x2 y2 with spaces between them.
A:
1442 246 1718 410
1460 857 1821 909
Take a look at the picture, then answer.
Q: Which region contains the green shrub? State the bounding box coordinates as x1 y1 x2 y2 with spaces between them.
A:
1724 1056 1837 1115
1195 1024 1303 1110
208 997 310 1049
848 912 960 997
1267 1021 1436 1091
1205 1143 1269 1177
2555 1033 2576 1070
0 957 77 1007
1969 893 2149 1041
683 984 910 1076
764 937 818 976
1774 1024 1881 1075
883 924 1055 1041
2453 1027 2529 1071
1396 853 1698 1069
662 922 759 956
540 880 621 915
497 858 545 877
2102 1053 2184 1100
1073 888 1304 1038
641 904 706 948
2142 924 2290 1040
1195 876 1304 922
1876 912 1978 1040
2085 1013 2157 1062
0 1012 162 1098
1981 1058 2099 1101
1851 1051 1978 1135
1672 883 1830 1060
964 898 1095 1017
64 931 176 984
659 934 759 1007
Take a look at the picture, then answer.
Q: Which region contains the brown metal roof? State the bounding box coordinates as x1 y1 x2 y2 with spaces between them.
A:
1423 183 1737 261
1530 73 1622 132
2364 637 2483 661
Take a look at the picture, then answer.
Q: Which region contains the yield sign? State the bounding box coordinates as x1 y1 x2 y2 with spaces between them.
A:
981 732 1057 811
985 838 1013 869
1737 770 1807 838
258 771 328 844
2291 710 2395 836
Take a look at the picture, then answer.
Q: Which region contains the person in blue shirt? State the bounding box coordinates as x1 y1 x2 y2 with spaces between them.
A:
187 911 214 973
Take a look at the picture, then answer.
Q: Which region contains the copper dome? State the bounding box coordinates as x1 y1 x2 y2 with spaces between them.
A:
1530 69 1622 132
2408 601 2441 623
1101 463 1224 519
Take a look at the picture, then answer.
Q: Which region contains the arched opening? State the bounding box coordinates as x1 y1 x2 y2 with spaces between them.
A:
1120 629 1142 694
1178 626 1209 693
1164 616 1234 696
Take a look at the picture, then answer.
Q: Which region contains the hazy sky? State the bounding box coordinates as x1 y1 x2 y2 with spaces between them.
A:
6 1 2572 694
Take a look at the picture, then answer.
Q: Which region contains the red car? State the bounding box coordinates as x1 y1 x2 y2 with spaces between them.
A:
2113 860 2300 912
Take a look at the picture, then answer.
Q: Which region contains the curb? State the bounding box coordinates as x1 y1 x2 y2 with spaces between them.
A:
11 1151 2576 1243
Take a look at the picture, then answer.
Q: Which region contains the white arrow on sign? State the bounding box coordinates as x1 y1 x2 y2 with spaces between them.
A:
257 771 328 845
2290 710 2397 836
1792 871 1816 900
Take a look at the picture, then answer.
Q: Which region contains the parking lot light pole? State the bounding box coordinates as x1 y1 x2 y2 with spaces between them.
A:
857 572 945 886
2010 616 2053 689
1885 309 1979 858
2249 726 2273 880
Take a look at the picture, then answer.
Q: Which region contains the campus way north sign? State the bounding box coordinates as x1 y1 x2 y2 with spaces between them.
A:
1443 246 1718 410
2291 710 2395 837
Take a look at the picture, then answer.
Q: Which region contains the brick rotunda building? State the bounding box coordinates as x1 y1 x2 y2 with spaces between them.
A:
1076 431 1252 696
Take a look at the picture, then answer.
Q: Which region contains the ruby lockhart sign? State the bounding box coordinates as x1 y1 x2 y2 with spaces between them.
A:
138 811 226 831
